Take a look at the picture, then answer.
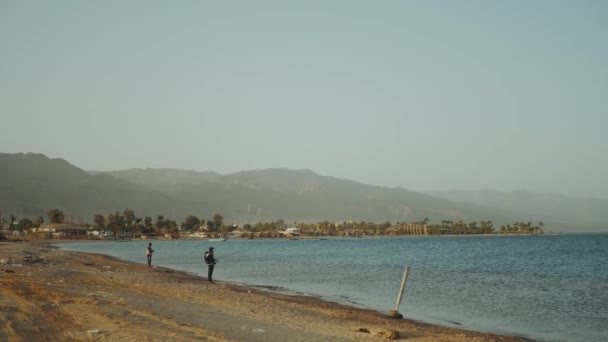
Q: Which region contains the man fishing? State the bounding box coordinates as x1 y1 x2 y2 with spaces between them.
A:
146 242 154 267
204 247 217 283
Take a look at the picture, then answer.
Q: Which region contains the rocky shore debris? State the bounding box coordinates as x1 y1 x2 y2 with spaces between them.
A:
376 329 400 340
1 257 19 274
0 258 14 265
23 254 44 263
386 310 403 319
355 327 399 339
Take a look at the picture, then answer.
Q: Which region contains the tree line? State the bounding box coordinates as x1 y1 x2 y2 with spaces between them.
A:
92 211 227 238
237 219 544 236
1 209 545 237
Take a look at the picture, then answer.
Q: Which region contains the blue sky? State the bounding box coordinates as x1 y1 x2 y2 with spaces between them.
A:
1 1 607 198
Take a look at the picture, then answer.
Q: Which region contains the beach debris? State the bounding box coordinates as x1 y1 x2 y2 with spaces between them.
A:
0 258 16 265
23 255 43 263
375 329 400 340
252 328 265 333
0 269 16 274
355 328 370 333
388 265 410 320
241 325 248 330
386 310 403 319
87 329 101 334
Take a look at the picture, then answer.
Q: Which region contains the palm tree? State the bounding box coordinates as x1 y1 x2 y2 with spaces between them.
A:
47 209 64 224
213 213 224 232
94 214 105 230
123 209 135 236
469 222 479 234
107 211 124 238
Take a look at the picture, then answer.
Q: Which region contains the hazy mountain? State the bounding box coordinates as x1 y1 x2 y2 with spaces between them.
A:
431 189 608 232
98 167 517 224
91 169 222 193
2 152 511 225
0 153 173 221
2 153 606 232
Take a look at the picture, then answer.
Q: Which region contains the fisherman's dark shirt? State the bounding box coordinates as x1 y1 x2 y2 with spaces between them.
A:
204 252 216 265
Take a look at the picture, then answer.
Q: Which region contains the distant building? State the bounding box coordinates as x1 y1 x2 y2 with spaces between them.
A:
52 226 88 238
185 231 208 239
281 227 300 236
228 227 252 238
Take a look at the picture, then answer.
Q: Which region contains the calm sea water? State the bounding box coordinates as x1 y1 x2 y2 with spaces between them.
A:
57 234 608 342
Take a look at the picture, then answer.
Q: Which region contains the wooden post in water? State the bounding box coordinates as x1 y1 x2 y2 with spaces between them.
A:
387 265 410 318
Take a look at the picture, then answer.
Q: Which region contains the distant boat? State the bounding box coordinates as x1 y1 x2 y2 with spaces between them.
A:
318 238 327 240
209 237 227 242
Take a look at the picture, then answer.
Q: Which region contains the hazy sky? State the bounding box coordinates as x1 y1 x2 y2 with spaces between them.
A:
1 1 607 198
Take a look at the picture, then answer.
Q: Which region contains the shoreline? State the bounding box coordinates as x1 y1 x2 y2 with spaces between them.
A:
1 240 535 341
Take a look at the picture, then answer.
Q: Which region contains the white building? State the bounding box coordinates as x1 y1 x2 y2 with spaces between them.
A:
282 227 300 236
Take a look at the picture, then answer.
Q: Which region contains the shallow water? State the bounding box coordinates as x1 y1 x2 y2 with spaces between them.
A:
57 234 608 342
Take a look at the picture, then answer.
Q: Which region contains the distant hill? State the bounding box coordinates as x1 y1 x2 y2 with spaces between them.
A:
2 152 511 225
100 167 517 224
0 153 172 221
2 152 606 232
90 168 222 193
431 189 608 232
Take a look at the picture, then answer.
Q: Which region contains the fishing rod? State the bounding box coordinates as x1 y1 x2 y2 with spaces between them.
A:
214 250 247 261
218 251 245 260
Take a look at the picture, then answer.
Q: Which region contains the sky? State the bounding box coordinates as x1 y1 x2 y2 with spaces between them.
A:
1 1 607 198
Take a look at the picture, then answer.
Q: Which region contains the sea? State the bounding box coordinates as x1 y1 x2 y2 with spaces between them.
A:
56 234 608 342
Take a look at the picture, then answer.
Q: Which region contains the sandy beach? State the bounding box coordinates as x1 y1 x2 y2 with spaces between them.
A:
0 241 533 342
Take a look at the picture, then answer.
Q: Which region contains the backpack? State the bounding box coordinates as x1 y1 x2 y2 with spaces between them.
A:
204 251 211 264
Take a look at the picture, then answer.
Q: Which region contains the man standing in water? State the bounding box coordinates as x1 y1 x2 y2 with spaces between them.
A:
204 247 217 282
146 242 154 267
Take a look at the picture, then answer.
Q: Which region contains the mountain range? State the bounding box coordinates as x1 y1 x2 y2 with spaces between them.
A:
1 153 606 232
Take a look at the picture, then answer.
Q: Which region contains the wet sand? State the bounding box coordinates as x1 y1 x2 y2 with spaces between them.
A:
0 241 534 341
